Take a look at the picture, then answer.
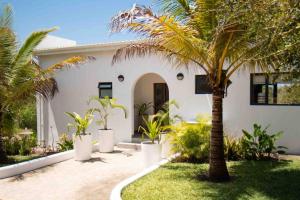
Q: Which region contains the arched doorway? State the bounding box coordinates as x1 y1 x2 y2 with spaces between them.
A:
133 73 169 137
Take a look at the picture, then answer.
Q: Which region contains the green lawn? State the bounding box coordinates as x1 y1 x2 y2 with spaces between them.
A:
122 159 300 200
0 154 42 167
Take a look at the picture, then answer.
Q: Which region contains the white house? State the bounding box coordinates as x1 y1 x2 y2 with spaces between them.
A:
34 36 300 154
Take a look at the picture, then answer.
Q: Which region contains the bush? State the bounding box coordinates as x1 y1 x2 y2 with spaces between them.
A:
169 116 211 163
3 134 37 156
18 103 37 132
224 136 242 161
57 133 73 152
241 124 287 160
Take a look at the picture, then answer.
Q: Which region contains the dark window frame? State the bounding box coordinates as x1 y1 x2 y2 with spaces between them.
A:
98 82 113 99
250 73 300 106
195 75 213 94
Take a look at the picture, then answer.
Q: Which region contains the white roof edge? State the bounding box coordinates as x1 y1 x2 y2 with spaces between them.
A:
34 40 140 56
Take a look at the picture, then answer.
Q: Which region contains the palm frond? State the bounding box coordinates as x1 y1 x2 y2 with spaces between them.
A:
13 28 57 71
0 4 13 28
43 55 96 75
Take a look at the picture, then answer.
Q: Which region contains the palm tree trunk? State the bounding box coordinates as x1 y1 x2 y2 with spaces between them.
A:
208 88 229 181
0 111 7 162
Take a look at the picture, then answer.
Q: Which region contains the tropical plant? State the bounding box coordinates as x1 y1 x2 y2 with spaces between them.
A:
241 124 286 160
57 133 73 152
138 116 164 144
224 136 242 161
135 102 153 116
88 96 127 130
110 0 299 180
168 115 211 162
65 111 94 137
3 134 37 156
0 5 93 162
155 99 181 128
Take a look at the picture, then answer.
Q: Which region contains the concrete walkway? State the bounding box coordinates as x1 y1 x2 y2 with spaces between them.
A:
0 148 143 200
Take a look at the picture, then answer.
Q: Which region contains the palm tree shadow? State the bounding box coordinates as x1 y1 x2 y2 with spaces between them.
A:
206 160 300 200
160 160 300 200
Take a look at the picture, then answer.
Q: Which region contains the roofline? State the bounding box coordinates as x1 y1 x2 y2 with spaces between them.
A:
34 40 139 56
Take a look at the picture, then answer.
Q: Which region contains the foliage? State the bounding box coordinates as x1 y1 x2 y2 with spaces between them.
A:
88 96 127 130
57 133 73 152
139 116 165 144
16 101 37 131
0 4 94 161
65 111 94 137
3 134 37 156
122 160 300 200
168 116 211 162
155 99 181 128
134 102 153 116
224 136 242 161
1 111 17 137
241 124 286 160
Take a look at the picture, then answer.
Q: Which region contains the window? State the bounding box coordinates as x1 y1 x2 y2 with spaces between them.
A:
98 82 112 98
195 75 212 94
250 73 300 105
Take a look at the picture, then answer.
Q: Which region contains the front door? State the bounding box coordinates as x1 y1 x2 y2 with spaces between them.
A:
154 83 169 113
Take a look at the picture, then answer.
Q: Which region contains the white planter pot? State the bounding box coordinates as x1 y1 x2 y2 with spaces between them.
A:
160 134 172 158
74 134 92 161
98 129 114 153
141 142 162 168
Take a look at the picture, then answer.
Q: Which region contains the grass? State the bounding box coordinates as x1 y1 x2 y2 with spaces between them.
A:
122 159 300 200
0 154 42 167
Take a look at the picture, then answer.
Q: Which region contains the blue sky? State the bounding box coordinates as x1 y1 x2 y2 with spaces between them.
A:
2 0 155 44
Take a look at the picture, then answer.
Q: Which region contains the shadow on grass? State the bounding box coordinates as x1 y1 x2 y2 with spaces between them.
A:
161 160 300 200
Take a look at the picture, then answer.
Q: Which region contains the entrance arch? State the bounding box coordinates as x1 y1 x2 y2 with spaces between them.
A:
133 73 169 136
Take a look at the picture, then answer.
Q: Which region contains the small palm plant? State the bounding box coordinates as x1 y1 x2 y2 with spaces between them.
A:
88 96 127 130
155 99 181 128
65 111 94 137
139 116 165 144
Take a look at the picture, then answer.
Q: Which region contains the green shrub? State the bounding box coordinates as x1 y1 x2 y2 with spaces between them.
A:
3 134 37 156
19 103 37 132
224 136 242 161
169 115 211 163
241 124 287 160
57 133 73 152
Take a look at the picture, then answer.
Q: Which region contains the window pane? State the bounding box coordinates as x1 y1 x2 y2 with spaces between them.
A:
98 82 112 98
251 73 300 105
100 89 112 98
277 83 300 104
195 75 212 94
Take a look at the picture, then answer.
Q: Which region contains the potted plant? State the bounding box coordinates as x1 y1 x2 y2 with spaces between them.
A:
89 96 127 153
155 100 181 158
65 111 93 161
139 116 164 167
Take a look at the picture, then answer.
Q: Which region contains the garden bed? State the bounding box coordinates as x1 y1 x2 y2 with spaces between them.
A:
122 159 300 200
0 150 74 179
0 154 44 168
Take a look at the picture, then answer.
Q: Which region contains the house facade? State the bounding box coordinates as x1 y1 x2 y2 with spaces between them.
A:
34 37 300 154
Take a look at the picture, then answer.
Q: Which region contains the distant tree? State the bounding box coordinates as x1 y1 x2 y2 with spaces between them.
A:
110 0 300 181
0 5 93 162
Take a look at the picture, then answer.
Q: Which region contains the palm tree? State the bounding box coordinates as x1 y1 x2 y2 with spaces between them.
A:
0 5 94 161
110 0 298 181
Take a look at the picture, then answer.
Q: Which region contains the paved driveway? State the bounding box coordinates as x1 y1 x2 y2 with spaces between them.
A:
0 148 143 200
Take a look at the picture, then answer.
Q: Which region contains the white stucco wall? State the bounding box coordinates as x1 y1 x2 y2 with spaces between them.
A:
36 47 300 154
35 35 77 50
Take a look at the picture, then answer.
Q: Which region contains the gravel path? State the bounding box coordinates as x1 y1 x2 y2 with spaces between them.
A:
0 148 143 200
